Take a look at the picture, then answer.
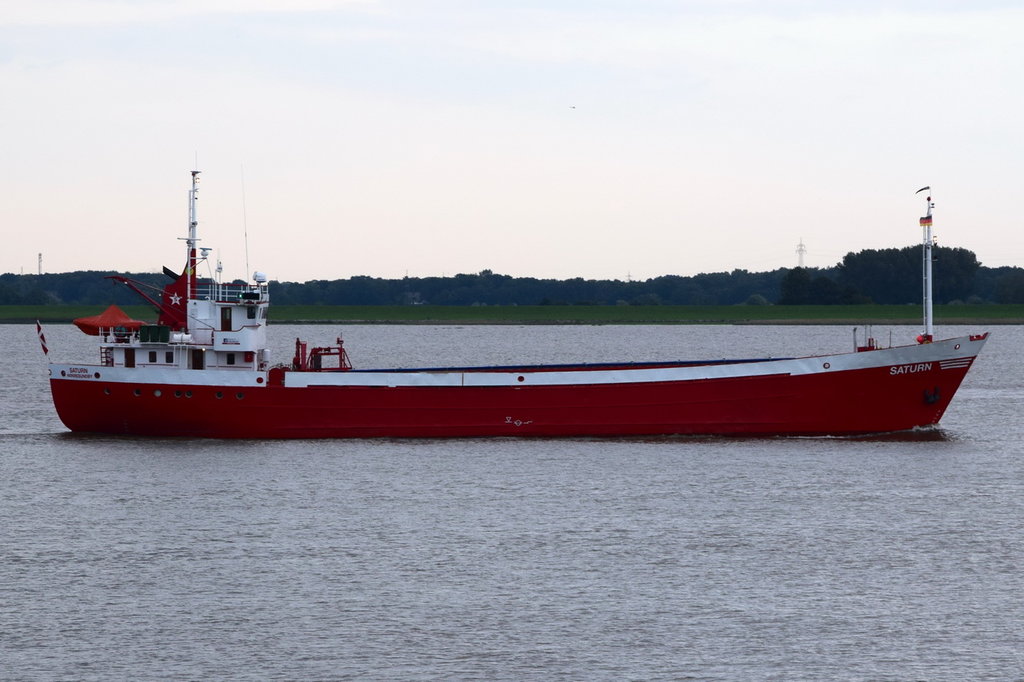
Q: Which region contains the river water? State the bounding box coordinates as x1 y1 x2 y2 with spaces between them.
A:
2 323 1022 680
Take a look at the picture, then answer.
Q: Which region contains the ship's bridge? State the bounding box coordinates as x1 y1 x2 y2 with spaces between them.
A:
188 281 269 353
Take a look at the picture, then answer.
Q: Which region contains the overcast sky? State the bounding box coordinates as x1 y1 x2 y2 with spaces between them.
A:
3 0 1022 283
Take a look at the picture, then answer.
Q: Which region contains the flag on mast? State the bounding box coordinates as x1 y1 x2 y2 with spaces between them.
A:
36 320 49 356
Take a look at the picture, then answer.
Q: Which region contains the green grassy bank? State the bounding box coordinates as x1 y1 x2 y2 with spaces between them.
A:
5 304 1023 325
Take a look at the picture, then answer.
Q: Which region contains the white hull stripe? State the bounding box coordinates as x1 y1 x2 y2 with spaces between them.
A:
51 335 988 390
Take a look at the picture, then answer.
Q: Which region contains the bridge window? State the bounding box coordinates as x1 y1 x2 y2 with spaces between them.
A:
227 353 236 366
148 351 157 363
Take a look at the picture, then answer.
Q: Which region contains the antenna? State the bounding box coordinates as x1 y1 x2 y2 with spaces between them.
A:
796 238 806 268
916 186 934 343
38 253 42 275
241 164 251 282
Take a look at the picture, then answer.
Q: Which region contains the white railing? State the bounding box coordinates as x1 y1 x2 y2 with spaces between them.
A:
194 282 268 302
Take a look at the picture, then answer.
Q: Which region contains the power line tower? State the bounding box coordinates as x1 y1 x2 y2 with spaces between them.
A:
796 239 807 268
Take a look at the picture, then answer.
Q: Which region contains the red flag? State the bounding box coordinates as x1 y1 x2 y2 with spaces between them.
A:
36 320 49 356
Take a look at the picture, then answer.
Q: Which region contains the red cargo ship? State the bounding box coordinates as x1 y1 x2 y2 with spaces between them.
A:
46 174 986 437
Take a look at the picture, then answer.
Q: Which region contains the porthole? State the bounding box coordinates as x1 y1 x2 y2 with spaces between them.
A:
823 362 831 369
185 391 193 398
103 388 111 395
60 370 67 377
235 392 244 400
133 389 141 397
517 376 525 382
174 391 182 398
153 389 162 397
215 391 224 399
94 372 101 379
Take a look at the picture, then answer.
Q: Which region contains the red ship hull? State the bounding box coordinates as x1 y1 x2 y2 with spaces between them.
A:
49 333 986 438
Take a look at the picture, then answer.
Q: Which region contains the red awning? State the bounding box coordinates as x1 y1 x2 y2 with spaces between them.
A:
73 305 148 336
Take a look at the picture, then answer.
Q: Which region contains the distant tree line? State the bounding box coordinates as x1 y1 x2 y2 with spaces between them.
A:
3 244 1023 306
777 245 1006 304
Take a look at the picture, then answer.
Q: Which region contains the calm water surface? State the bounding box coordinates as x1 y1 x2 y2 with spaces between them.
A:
2 324 1022 680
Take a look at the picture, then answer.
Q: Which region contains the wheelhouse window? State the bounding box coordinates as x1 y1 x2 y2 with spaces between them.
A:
148 351 157 363
227 353 236 366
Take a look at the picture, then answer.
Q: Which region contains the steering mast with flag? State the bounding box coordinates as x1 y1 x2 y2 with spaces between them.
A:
916 186 934 343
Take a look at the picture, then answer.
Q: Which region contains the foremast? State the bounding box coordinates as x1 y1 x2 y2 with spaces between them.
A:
916 186 935 343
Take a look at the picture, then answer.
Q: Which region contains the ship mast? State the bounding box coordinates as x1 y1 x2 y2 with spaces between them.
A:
916 186 934 343
184 170 201 333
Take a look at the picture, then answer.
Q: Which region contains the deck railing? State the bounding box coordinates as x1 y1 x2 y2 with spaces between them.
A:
194 282 268 303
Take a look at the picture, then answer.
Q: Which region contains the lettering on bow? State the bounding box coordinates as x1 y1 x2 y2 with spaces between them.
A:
889 362 933 376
